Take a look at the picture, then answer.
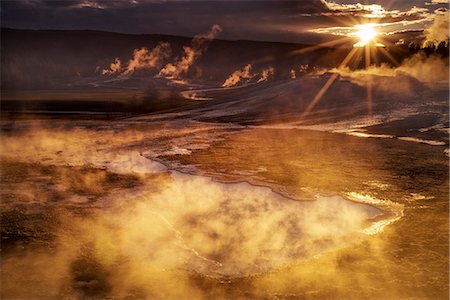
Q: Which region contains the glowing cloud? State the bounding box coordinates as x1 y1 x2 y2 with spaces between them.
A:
426 0 449 4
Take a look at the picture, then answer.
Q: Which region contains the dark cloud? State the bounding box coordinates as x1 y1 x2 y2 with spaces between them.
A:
0 0 330 42
0 0 444 43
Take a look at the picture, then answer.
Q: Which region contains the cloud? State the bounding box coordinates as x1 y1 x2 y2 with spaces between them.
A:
308 1 437 41
422 10 449 46
0 0 341 44
319 0 430 20
68 0 139 9
159 24 222 79
1 0 432 44
426 0 449 5
309 3 435 39
320 1 387 15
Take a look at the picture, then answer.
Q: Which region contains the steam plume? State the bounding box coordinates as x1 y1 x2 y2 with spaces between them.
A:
423 11 449 47
159 24 222 79
102 42 171 77
222 64 255 87
257 67 275 83
290 69 297 79
123 42 171 75
334 52 449 84
102 57 122 75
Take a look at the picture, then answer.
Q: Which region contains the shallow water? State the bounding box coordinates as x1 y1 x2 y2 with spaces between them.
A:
0 118 448 299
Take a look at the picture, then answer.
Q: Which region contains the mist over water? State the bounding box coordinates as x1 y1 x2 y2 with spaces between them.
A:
1 114 447 298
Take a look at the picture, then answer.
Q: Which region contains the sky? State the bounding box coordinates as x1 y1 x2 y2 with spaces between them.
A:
1 0 448 43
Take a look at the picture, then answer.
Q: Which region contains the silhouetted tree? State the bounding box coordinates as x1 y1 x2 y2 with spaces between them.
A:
408 42 420 54
436 41 449 57
424 44 436 56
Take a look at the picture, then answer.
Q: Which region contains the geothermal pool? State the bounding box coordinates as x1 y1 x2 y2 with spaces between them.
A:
1 118 448 299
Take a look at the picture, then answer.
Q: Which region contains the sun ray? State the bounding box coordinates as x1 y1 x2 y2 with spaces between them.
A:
378 46 400 66
300 47 359 119
289 37 351 56
357 24 377 46
364 43 373 114
371 44 378 66
367 76 373 114
301 73 340 119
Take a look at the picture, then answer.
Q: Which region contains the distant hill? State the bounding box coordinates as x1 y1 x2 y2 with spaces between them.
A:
3 28 440 116
1 28 355 90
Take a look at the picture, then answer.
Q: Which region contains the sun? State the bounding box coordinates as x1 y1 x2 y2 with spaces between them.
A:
357 24 377 44
354 24 378 47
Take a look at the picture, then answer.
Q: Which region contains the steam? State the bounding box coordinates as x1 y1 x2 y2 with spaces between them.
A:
159 24 222 79
222 64 255 87
333 52 449 84
222 65 275 87
290 69 297 79
423 10 449 46
101 57 122 75
123 42 171 75
1 167 379 298
0 125 387 298
101 42 171 77
257 67 275 83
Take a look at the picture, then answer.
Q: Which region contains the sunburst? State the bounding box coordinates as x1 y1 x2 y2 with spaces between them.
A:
353 24 385 48
298 21 399 119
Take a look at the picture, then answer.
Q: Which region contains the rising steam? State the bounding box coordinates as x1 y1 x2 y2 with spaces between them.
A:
102 57 122 75
159 24 222 79
123 42 172 75
334 52 449 84
102 42 172 77
423 10 449 47
222 64 255 87
290 69 297 79
257 67 275 83
0 125 386 299
222 65 276 87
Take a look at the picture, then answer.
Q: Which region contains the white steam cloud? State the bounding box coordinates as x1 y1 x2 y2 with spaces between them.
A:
423 10 449 46
334 52 449 84
0 126 387 298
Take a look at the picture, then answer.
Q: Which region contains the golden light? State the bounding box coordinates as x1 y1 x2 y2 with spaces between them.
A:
354 24 378 47
299 22 393 119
